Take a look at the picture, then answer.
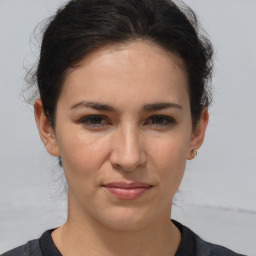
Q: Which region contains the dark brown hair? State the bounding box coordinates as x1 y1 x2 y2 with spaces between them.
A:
28 0 213 128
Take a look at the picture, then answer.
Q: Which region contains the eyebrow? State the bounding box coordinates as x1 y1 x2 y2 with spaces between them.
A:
70 101 115 111
143 102 182 111
70 101 182 112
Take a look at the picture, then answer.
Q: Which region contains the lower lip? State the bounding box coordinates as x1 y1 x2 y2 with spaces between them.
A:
104 187 151 200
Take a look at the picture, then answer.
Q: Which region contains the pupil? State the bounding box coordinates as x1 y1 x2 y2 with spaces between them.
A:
92 117 102 124
153 116 163 124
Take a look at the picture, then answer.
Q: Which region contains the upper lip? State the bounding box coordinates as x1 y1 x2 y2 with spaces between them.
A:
102 182 153 189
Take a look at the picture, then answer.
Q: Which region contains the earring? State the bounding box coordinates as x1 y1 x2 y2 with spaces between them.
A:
192 149 199 156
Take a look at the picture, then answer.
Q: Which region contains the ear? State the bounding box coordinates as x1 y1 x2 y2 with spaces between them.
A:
187 108 209 160
34 99 60 157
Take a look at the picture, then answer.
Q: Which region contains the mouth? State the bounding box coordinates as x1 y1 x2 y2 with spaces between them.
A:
102 182 153 200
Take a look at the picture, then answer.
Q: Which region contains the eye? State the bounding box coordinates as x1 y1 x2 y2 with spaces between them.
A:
79 115 110 128
145 115 175 127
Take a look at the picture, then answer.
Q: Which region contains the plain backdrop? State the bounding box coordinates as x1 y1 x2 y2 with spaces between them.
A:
0 0 256 255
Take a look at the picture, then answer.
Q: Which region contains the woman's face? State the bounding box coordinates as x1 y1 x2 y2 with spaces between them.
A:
36 41 208 230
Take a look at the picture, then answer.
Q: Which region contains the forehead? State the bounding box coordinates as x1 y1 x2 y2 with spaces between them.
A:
60 40 189 109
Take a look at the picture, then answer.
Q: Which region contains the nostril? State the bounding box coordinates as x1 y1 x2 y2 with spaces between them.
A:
112 163 122 170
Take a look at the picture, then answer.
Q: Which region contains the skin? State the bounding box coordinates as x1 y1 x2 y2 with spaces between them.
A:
34 40 208 256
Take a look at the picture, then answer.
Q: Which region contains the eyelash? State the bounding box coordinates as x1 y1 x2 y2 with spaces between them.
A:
79 115 110 128
146 115 175 127
79 115 175 129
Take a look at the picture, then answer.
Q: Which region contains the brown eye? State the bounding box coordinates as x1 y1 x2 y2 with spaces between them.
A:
146 115 175 127
79 115 109 128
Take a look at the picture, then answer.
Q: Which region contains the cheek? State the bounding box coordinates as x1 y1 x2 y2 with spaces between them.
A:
156 143 187 181
149 130 191 165
148 132 190 189
56 127 111 175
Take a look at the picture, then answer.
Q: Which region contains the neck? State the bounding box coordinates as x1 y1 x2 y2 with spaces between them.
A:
52 198 181 256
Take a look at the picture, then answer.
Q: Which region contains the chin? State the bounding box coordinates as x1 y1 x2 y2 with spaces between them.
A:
96 207 157 231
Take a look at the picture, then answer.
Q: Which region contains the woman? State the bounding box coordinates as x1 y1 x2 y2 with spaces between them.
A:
3 0 244 255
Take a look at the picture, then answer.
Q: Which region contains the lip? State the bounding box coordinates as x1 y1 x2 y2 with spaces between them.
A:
102 182 153 200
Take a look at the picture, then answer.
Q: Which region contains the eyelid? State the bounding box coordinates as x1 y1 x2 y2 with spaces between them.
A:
144 115 176 126
78 115 111 127
77 114 176 129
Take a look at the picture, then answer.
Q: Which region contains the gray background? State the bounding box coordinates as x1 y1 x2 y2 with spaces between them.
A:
0 0 255 255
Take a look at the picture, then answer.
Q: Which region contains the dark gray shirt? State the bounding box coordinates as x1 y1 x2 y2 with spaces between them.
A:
2 220 245 256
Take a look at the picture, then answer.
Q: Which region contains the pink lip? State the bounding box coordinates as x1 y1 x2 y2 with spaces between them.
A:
102 182 152 200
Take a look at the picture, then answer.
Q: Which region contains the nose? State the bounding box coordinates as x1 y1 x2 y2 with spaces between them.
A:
109 124 146 172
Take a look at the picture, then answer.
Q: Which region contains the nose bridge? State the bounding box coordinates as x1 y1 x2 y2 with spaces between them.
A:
110 122 145 171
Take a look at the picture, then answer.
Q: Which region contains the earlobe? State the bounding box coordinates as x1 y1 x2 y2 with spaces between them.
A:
187 108 209 160
34 99 60 157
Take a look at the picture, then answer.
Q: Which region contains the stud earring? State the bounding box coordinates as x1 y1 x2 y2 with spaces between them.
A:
192 149 199 156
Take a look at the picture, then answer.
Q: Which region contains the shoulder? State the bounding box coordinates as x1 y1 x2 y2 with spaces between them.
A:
190 232 245 256
1 239 42 256
173 220 246 256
